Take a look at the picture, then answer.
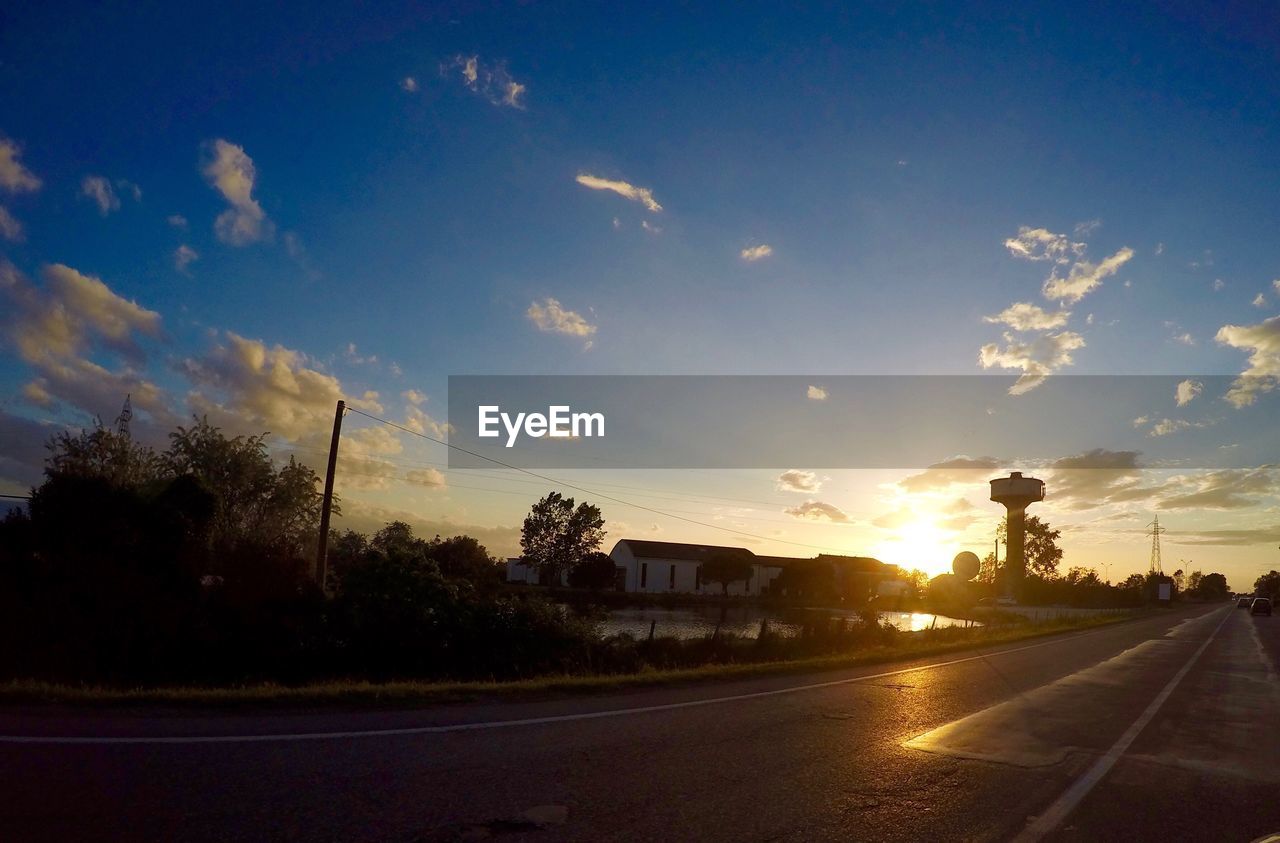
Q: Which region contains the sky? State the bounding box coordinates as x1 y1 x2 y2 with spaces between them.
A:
2 1 1279 587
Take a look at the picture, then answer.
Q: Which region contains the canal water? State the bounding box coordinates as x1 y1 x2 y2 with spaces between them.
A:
597 605 976 640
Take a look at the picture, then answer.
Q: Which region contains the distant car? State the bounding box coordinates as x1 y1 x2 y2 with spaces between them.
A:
1251 598 1272 616
1238 596 1254 609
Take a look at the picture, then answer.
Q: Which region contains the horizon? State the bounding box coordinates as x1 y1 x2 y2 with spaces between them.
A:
3 2 1279 588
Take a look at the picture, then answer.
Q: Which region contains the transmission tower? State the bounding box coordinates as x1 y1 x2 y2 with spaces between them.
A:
1147 515 1166 575
115 394 133 438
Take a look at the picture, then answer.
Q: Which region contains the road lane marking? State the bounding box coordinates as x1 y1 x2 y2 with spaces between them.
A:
1013 606 1233 843
0 613 1202 746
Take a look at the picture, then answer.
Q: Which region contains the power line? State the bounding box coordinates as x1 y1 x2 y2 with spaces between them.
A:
327 451 841 516
331 465 832 528
343 406 856 555
272 434 841 511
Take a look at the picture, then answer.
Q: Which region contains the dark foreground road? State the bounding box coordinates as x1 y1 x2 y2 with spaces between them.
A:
2 604 1278 842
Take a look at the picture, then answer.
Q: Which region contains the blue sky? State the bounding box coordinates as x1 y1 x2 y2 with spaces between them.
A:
2 2 1279 584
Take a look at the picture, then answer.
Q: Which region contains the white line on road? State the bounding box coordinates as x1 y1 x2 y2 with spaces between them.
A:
1014 606 1233 843
0 614 1193 746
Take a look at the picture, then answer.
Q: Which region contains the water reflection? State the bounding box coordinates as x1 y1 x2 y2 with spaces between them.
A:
595 606 977 640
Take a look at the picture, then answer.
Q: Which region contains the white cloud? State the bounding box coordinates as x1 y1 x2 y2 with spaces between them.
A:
24 264 163 358
1216 314 1280 407
983 302 1070 331
784 500 850 523
174 244 198 273
0 206 23 242
1172 332 1196 346
741 244 773 262
978 331 1086 393
807 385 828 401
1148 418 1208 437
1213 279 1226 292
897 456 1000 493
404 403 450 439
22 381 53 407
345 342 377 365
527 297 598 343
1132 416 1149 427
1003 227 1083 264
167 214 188 229
1175 378 1202 407
575 174 662 212
202 139 273 246
182 330 381 442
400 76 418 92
445 55 527 109
1042 246 1134 304
0 261 170 423
776 470 822 493
1154 242 1165 256
1252 293 1268 308
335 425 406 490
0 138 41 193
406 468 446 488
641 219 662 234
503 81 526 108
1073 219 1102 237
283 231 321 280
80 176 120 215
402 389 427 405
1274 279 1280 294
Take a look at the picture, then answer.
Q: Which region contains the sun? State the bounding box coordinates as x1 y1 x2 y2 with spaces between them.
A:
872 517 955 578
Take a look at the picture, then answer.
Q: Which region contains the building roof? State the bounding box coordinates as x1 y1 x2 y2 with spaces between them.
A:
611 539 753 562
815 554 890 571
754 554 807 568
610 540 887 570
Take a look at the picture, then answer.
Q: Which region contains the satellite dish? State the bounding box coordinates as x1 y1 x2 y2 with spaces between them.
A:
953 551 981 581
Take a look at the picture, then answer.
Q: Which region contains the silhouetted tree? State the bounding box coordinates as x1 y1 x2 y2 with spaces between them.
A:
519 492 605 584
45 424 165 488
1119 573 1145 590
371 521 423 558
1194 572 1229 600
997 515 1063 578
568 551 618 590
430 534 501 584
165 418 325 558
1254 570 1280 600
701 551 754 596
978 551 998 584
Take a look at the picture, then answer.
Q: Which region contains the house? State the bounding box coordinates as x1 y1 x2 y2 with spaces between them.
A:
504 557 567 586
608 540 893 597
609 540 775 595
506 539 898 598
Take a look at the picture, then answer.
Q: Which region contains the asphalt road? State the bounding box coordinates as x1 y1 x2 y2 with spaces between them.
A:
2 603 1277 842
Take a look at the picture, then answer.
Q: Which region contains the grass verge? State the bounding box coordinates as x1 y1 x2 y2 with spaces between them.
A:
0 610 1142 709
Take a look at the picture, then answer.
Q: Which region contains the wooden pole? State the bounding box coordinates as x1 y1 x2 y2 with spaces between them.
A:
316 399 345 590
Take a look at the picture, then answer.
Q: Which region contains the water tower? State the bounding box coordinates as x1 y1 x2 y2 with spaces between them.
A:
990 471 1045 599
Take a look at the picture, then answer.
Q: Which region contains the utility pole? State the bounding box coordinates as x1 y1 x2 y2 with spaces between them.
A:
316 399 345 590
